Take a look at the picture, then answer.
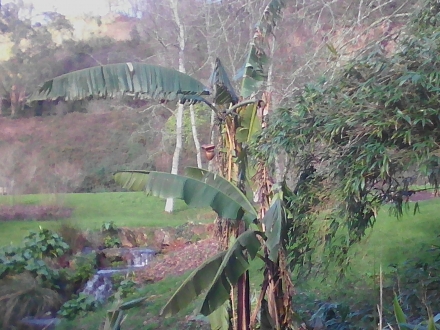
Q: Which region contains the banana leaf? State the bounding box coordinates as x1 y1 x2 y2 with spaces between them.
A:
240 0 288 98
208 300 231 330
160 251 227 317
210 58 238 106
262 197 286 262
31 62 209 102
200 230 261 316
236 103 262 143
184 167 257 223
114 170 257 224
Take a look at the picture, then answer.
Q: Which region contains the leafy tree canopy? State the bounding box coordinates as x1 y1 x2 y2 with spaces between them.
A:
254 0 440 276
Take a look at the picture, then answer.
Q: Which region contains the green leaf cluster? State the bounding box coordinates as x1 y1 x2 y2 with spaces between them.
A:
58 293 98 320
0 228 70 282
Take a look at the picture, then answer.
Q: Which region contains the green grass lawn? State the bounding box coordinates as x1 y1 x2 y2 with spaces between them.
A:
346 198 440 275
1 192 439 329
0 192 215 246
295 198 440 310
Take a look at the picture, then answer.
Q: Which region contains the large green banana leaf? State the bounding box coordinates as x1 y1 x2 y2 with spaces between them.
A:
240 0 289 98
208 300 231 330
184 167 257 223
160 250 227 317
262 197 286 262
236 103 262 143
30 62 209 102
210 58 238 106
113 170 258 223
160 230 260 318
200 230 261 316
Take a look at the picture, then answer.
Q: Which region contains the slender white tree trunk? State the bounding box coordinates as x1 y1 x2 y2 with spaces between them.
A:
266 38 283 183
165 102 183 212
189 104 202 168
165 0 186 213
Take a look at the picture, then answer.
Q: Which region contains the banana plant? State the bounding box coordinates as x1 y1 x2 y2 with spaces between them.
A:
113 167 293 330
32 1 293 328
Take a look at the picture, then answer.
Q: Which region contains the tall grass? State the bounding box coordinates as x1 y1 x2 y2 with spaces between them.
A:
0 272 62 329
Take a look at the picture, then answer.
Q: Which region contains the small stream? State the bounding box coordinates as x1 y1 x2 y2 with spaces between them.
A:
21 247 156 329
82 247 156 303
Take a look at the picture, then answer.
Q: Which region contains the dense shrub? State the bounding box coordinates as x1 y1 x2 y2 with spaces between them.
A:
57 223 91 253
58 293 98 320
0 272 62 329
0 204 73 221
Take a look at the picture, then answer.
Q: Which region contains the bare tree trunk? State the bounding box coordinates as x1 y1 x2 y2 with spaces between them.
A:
266 38 283 183
165 0 185 213
10 103 16 118
189 104 202 168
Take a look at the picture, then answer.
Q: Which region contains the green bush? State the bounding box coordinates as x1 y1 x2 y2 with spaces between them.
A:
69 253 98 285
112 274 137 299
58 293 98 320
0 228 70 284
101 221 121 248
103 235 121 248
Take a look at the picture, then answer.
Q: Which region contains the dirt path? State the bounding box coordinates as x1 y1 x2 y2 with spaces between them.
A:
136 238 220 283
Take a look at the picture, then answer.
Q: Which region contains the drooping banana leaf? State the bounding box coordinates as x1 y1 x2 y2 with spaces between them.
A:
113 170 258 223
113 170 151 191
30 62 209 102
184 167 257 223
208 300 231 330
240 0 288 98
160 251 227 317
262 197 286 262
210 58 239 106
200 230 261 316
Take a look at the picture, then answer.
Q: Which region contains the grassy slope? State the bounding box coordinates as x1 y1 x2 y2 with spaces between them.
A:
345 198 440 277
56 197 439 329
295 198 440 309
1 193 439 329
0 192 214 246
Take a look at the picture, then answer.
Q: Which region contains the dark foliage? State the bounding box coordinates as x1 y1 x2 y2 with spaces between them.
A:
254 0 440 275
0 204 73 221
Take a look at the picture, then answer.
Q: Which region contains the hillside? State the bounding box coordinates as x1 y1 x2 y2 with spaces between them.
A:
0 109 199 194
